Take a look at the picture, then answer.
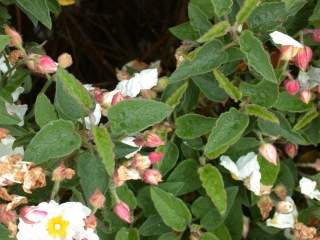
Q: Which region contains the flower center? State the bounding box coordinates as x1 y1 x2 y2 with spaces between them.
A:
47 215 69 238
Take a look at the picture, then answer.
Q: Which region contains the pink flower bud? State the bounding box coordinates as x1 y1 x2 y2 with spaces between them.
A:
85 214 97 230
284 143 298 159
312 29 320 42
259 143 278 165
94 89 104 104
294 46 313 71
113 201 131 223
20 206 48 224
143 169 162 185
280 45 300 61
89 188 105 209
148 152 164 164
4 25 23 47
26 54 58 74
300 89 312 104
57 53 73 69
111 91 125 105
284 79 300 96
144 132 164 148
52 163 75 182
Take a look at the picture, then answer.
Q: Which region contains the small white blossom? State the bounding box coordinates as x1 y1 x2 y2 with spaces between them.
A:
84 103 102 130
270 31 303 48
121 137 142 159
220 152 261 195
299 177 320 201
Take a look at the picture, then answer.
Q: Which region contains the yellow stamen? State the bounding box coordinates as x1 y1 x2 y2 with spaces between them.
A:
47 215 69 238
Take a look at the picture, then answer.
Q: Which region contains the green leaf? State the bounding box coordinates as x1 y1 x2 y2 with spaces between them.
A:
236 0 260 24
24 120 81 164
77 151 108 200
34 93 58 127
16 0 52 29
244 104 279 124
169 40 228 83
309 0 320 23
240 80 278 108
176 113 216 139
139 215 171 236
192 73 228 103
211 0 233 17
93 125 114 176
115 228 140 240
189 3 212 35
205 108 249 159
55 68 94 120
155 143 179 176
158 232 178 240
293 108 319 131
199 164 227 216
0 35 10 52
167 159 202 195
117 184 137 209
198 21 230 43
165 82 188 109
169 22 199 40
213 69 242 102
258 155 280 186
0 224 10 240
240 30 277 84
190 0 216 18
150 187 192 232
0 98 20 125
274 92 313 113
201 233 220 240
108 99 172 135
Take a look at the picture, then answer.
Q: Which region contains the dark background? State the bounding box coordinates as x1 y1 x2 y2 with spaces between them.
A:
14 0 188 89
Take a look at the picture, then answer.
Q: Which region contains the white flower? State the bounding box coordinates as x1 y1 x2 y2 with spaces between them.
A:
84 103 102 130
270 31 303 48
17 201 96 240
5 102 28 126
11 87 24 102
299 177 320 201
115 68 158 97
77 229 99 240
266 197 298 229
220 152 261 195
121 137 142 159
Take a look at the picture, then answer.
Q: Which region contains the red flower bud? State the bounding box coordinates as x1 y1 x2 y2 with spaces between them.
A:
26 54 58 74
143 169 162 185
144 132 164 148
284 143 298 159
4 25 23 48
294 46 313 71
113 201 131 223
148 152 164 164
111 91 125 106
312 29 320 42
284 79 300 96
89 188 105 209
300 89 312 104
259 143 278 165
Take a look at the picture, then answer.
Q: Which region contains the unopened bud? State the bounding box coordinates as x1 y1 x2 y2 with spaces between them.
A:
259 143 278 165
111 91 125 105
280 45 300 61
312 29 320 43
4 25 23 48
0 128 9 139
294 46 313 71
89 188 105 209
85 214 97 230
26 54 58 74
300 89 312 104
52 163 75 181
148 152 164 164
257 195 274 220
274 184 288 200
113 201 131 223
143 169 162 185
284 143 298 159
284 79 300 96
144 132 164 148
58 53 73 69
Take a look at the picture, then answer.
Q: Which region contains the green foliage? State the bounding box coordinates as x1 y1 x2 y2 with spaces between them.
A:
34 93 58 127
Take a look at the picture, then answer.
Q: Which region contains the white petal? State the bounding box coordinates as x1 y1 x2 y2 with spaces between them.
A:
83 84 94 91
136 68 158 90
101 90 120 107
84 104 102 130
248 170 261 196
11 87 24 102
121 137 142 159
5 103 28 126
77 229 100 240
270 31 303 48
236 152 259 179
0 136 24 159
0 56 9 73
299 177 320 200
220 155 240 179
266 212 296 229
116 78 140 98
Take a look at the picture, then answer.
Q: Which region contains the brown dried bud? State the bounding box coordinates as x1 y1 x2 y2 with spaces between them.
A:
293 223 317 240
257 195 274 220
58 53 73 69
52 163 75 182
274 184 288 200
22 167 46 193
8 50 24 65
0 128 9 139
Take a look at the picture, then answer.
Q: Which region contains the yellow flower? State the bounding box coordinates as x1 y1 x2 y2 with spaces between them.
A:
58 0 76 6
47 215 70 238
